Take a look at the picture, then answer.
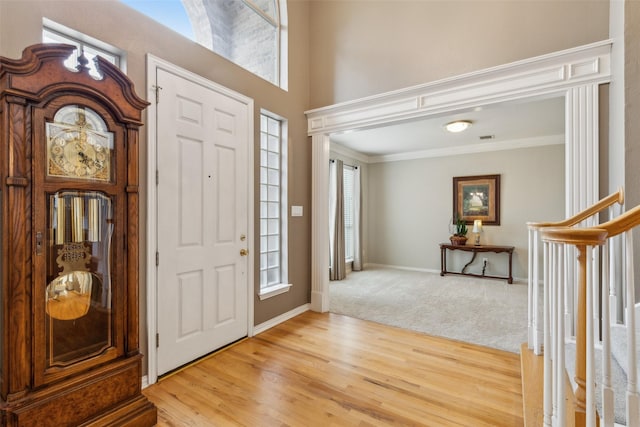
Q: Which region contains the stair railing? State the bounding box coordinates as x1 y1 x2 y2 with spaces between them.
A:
539 202 640 427
527 188 624 355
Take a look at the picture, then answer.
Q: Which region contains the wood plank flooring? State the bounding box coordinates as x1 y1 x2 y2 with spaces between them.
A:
520 344 575 427
520 344 544 427
143 311 524 426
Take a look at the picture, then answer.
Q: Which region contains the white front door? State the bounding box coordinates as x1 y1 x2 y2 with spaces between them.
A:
155 67 250 375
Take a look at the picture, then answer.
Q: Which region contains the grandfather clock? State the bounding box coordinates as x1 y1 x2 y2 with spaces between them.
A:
0 44 156 425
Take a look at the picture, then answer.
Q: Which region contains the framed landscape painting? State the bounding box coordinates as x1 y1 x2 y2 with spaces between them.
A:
453 174 500 225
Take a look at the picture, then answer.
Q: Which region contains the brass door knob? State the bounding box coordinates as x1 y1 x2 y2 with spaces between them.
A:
240 249 249 256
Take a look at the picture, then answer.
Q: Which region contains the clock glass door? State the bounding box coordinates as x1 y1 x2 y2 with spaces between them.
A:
45 191 114 367
42 104 118 369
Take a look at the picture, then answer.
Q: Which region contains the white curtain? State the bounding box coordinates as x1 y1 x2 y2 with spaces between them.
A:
352 166 363 271
329 159 346 280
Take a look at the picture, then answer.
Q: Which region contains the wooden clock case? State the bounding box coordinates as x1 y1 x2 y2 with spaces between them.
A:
0 44 156 426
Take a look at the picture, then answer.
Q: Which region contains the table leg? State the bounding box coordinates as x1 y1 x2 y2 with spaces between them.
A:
461 251 478 274
508 251 513 284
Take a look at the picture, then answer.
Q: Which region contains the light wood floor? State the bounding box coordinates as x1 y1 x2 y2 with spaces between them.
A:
143 311 524 426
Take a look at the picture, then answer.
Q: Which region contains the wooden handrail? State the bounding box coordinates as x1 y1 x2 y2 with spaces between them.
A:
596 202 640 238
545 200 640 244
539 227 608 246
528 188 624 230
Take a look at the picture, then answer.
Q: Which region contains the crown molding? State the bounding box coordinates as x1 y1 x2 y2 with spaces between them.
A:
366 134 564 163
306 40 612 137
329 141 372 163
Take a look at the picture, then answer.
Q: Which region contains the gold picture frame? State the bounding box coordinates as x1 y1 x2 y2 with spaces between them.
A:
453 174 500 225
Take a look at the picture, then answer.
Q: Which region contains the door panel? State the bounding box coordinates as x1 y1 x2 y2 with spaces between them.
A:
156 68 249 375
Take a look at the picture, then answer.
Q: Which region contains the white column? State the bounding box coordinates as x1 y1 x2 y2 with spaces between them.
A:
311 134 330 312
564 84 600 338
565 84 599 219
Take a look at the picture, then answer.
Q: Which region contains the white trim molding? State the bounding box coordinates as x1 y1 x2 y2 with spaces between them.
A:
253 304 310 335
258 283 293 300
305 40 612 314
330 140 372 163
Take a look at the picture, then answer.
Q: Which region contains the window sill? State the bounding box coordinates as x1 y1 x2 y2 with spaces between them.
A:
258 283 292 301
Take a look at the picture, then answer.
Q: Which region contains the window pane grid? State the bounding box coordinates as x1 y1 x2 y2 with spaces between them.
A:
43 28 121 79
260 113 283 288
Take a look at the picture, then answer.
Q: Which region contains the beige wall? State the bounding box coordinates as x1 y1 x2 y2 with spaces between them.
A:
0 0 311 372
367 144 566 280
623 1 640 291
308 0 610 108
625 1 640 205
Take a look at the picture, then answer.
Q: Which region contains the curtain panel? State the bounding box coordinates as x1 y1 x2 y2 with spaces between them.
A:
353 166 363 271
329 159 346 280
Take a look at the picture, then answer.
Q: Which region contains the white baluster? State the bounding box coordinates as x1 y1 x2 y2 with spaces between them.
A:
592 245 600 343
544 240 553 427
601 238 614 426
528 227 534 350
625 230 640 426
565 245 575 339
609 234 618 324
534 229 542 354
609 206 619 325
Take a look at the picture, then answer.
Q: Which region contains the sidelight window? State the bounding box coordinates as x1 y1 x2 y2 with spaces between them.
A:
259 112 291 299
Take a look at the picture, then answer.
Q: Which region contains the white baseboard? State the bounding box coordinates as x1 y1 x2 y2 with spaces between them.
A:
253 303 310 335
364 263 440 275
142 375 149 389
364 263 528 284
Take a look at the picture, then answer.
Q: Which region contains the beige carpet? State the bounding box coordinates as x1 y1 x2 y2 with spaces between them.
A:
329 266 528 353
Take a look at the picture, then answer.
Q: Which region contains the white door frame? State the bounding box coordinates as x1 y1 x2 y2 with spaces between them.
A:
145 54 255 385
305 40 613 312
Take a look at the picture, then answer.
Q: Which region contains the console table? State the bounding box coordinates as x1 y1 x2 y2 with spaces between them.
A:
440 243 515 284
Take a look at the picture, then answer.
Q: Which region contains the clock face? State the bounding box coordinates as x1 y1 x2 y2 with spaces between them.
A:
47 106 113 181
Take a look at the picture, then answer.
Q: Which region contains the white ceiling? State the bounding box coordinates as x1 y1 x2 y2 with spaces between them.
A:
329 96 566 159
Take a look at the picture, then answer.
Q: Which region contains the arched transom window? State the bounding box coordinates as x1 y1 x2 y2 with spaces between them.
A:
122 0 288 89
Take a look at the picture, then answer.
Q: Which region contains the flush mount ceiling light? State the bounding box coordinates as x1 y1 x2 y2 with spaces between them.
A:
444 120 472 133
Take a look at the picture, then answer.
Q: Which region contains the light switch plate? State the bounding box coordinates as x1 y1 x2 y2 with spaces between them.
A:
291 206 303 217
